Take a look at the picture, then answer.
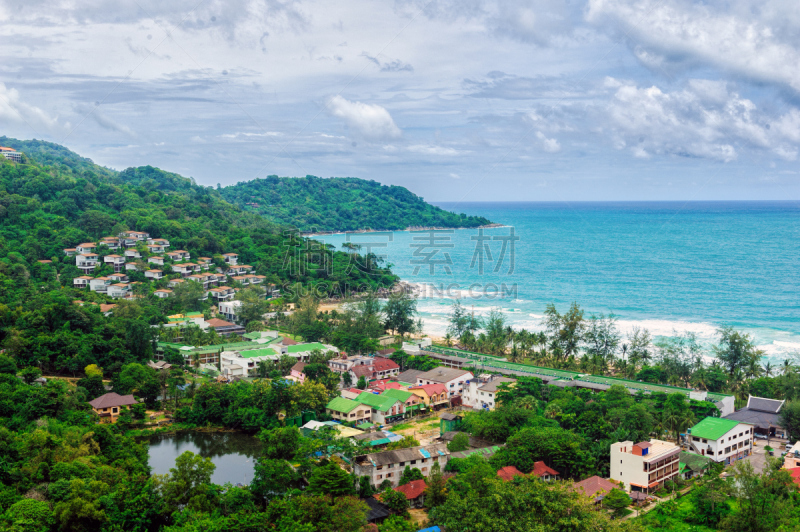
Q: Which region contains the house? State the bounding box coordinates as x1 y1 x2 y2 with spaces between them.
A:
73 276 92 288
787 467 800 489
145 269 164 280
416 367 474 397
125 262 139 271
119 231 150 247
173 263 197 276
63 248 77 256
168 278 184 288
76 242 97 254
147 244 166 254
107 284 130 298
329 354 374 374
148 256 165 266
531 461 560 481
172 250 191 261
209 286 236 301
222 252 238 265
100 236 120 250
724 396 787 438
326 397 373 424
355 392 405 424
290 362 307 383
408 383 449 409
572 476 619 500
108 273 128 283
354 443 449 488
206 318 246 336
679 451 714 480
88 393 140 423
219 300 243 322
76 253 99 273
154 289 172 298
390 479 427 508
687 417 754 464
99 304 117 315
462 375 516 410
381 388 423 417
147 360 173 371
783 442 800 469
372 358 400 379
497 465 526 482
402 338 433 354
610 439 680 493
147 238 170 248
125 249 141 259
89 277 111 292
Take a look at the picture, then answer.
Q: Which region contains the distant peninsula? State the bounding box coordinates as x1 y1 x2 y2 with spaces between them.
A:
220 175 494 232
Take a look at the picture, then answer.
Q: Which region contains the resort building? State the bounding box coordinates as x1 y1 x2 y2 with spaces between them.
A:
354 443 449 488
610 439 680 492
0 146 22 162
687 417 754 464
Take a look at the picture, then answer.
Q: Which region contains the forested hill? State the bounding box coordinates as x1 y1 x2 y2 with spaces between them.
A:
0 137 397 306
220 175 493 232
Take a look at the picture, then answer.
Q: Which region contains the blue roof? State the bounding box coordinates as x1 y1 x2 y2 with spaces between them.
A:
419 448 431 458
417 527 441 532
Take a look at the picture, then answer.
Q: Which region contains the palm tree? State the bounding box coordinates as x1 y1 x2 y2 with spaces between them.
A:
443 333 453 347
515 396 538 410
191 352 200 374
763 362 774 377
782 360 795 376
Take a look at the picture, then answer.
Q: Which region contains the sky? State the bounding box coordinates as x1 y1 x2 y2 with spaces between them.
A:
1 0 800 201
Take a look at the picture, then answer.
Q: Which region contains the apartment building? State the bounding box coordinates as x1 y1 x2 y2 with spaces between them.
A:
354 444 449 487
326 397 373 424
610 439 680 492
687 417 754 464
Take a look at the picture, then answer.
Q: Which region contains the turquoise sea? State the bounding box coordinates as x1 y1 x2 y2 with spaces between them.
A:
319 202 800 363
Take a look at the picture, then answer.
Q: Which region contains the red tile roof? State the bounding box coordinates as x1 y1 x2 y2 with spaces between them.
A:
409 383 447 397
497 466 526 481
351 366 374 379
788 467 800 488
531 461 559 478
281 336 298 346
572 476 618 497
394 479 427 500
372 358 399 372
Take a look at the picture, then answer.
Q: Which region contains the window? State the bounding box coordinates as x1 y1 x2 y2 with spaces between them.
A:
387 473 393 478
377 474 383 480
411 460 417 464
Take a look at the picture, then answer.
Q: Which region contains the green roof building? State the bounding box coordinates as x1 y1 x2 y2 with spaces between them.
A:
687 416 754 464
326 397 362 414
381 388 424 414
356 392 404 423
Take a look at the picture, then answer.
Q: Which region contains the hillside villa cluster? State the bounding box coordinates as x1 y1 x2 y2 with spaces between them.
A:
64 231 278 315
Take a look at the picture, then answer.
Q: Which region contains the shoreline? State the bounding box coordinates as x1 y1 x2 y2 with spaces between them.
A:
303 223 506 238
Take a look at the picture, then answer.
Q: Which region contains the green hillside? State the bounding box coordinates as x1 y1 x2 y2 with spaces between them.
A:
220 175 493 232
0 137 397 303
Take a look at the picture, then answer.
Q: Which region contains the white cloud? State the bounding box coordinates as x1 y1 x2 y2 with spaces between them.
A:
0 83 65 133
535 131 561 152
408 144 461 156
604 78 800 162
326 95 402 140
587 0 800 93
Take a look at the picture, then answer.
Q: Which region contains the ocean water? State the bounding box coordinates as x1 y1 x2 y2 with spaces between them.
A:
317 202 800 363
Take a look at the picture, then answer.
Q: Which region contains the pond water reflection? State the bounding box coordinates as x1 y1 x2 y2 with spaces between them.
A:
147 431 262 486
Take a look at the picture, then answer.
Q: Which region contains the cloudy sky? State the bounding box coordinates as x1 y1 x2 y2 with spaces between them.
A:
1 0 799 201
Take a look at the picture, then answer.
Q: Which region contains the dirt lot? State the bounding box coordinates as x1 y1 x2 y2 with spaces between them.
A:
408 509 430 528
389 417 442 445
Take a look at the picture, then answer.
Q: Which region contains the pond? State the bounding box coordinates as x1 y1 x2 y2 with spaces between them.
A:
147 431 263 486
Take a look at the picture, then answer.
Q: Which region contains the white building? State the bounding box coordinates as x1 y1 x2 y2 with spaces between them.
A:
0 147 22 162
89 277 111 292
416 367 474 397
219 300 243 323
462 375 516 410
687 417 754 464
610 439 680 493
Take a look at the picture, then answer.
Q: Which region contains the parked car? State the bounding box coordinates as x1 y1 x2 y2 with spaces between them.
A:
755 433 768 440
